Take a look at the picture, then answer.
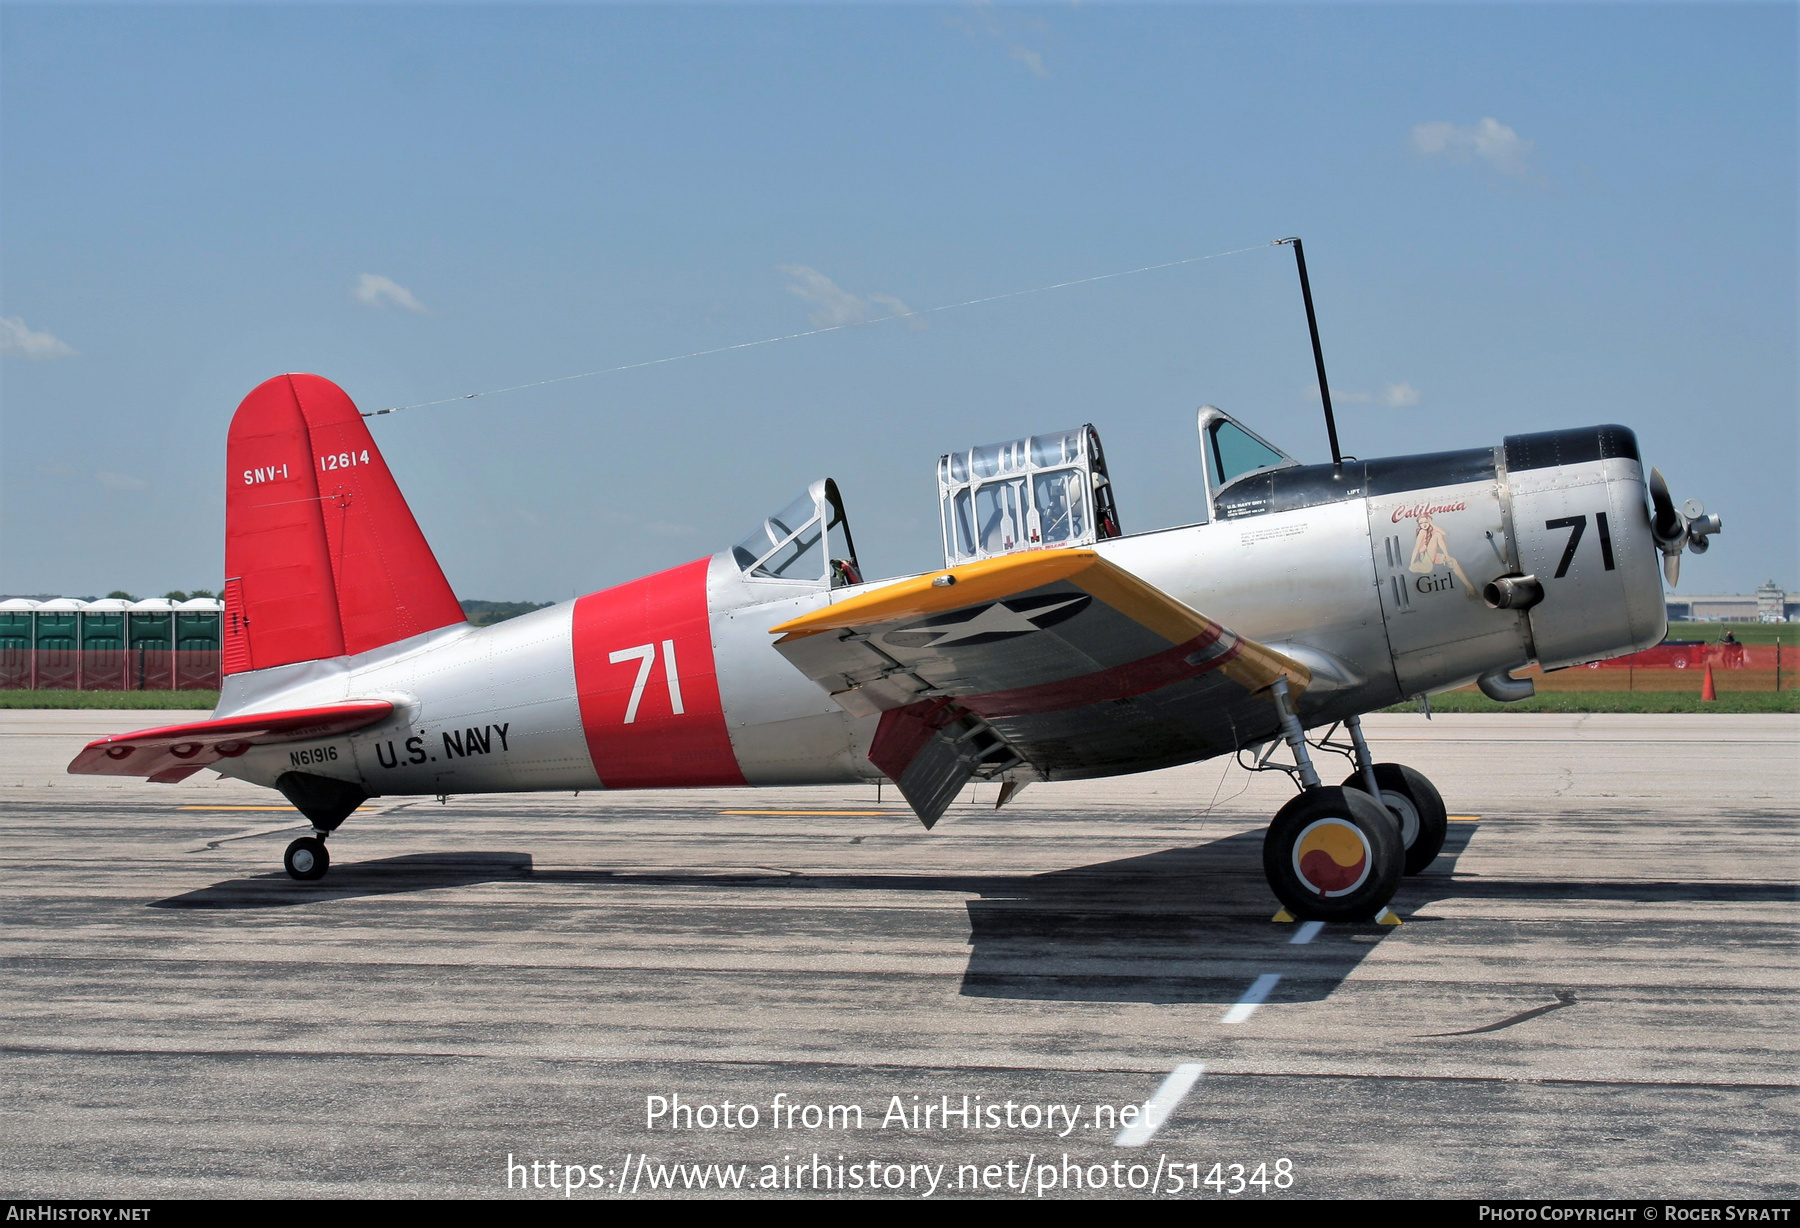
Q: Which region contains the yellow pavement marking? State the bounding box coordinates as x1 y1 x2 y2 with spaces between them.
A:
1448 815 1482 822
719 810 890 817
178 805 297 811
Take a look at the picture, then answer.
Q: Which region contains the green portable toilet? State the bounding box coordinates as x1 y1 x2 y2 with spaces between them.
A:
127 599 176 689
81 599 130 690
175 598 223 689
0 599 36 689
32 599 84 690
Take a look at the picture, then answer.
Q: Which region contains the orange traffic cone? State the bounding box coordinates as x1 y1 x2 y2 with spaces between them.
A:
1701 663 1717 702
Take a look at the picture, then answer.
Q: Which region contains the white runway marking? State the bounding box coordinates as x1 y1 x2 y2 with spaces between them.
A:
1290 920 1325 944
1221 973 1282 1024
1114 1062 1204 1148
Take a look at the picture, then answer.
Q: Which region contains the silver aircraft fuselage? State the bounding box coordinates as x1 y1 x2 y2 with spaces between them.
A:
207 424 1665 801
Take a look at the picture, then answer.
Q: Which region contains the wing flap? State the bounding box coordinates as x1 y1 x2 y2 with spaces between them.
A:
66 700 395 781
866 700 1011 829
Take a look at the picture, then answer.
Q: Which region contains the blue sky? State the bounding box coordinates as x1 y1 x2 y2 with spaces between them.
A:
2 3 1793 601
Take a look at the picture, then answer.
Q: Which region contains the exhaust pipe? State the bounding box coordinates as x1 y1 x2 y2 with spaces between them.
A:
1483 573 1543 611
1478 666 1536 703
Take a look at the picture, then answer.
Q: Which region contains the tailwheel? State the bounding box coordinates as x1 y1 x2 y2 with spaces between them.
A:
284 836 330 882
1262 786 1403 922
1341 763 1447 875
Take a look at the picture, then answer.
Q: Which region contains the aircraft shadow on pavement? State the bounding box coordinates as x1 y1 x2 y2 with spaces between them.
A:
152 851 538 909
958 821 1788 1004
959 828 1395 1006
153 823 1791 1006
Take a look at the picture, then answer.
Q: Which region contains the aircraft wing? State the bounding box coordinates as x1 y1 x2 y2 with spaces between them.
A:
770 549 1308 827
66 701 395 783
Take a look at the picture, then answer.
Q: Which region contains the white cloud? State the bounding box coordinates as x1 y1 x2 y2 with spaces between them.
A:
866 291 924 329
1410 117 1537 180
1381 381 1421 408
779 265 868 327
1008 45 1049 80
779 266 923 330
1312 382 1421 408
353 273 429 313
0 317 78 360
94 471 149 491
950 3 1051 79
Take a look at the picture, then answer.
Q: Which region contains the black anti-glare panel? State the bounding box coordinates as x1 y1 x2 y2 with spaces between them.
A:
1503 425 1640 473
1364 448 1497 496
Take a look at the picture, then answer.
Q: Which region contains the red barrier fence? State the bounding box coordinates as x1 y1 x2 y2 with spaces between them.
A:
1584 641 1762 670
0 649 220 690
1523 638 1785 693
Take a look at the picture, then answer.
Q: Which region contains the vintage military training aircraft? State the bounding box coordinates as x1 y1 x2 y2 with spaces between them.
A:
69 368 1722 919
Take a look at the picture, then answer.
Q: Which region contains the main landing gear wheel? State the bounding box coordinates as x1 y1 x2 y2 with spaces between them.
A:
284 836 330 882
1262 786 1404 922
1341 763 1447 876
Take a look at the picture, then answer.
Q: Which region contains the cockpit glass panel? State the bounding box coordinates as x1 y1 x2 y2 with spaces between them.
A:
733 490 824 580
1032 468 1088 546
1210 420 1288 485
947 488 975 558
974 479 1027 554
1029 429 1083 467
758 520 824 580
971 439 1027 479
939 423 1116 565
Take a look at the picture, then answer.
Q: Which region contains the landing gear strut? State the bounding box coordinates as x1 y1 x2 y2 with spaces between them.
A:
275 771 369 882
1339 714 1448 876
1259 680 1405 921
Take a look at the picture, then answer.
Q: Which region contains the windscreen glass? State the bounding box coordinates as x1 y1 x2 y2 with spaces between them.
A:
1211 420 1287 485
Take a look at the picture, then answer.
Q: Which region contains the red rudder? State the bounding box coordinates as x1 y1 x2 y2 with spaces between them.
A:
224 374 465 674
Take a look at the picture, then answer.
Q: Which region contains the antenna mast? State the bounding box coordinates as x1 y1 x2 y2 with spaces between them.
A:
1275 237 1342 469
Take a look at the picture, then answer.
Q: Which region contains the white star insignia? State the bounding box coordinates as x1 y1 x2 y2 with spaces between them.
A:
917 596 1088 646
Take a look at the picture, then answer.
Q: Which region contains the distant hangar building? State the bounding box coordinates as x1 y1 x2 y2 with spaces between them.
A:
1665 582 1797 623
0 597 223 690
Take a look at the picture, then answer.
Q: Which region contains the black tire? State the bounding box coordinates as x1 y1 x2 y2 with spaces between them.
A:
1341 763 1448 875
284 836 330 882
1262 786 1403 922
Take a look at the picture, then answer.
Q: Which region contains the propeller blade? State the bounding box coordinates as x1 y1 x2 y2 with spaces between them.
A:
1663 550 1681 588
1648 467 1684 544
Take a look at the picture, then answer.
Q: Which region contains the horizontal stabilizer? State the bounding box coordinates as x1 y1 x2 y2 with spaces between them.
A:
67 701 394 782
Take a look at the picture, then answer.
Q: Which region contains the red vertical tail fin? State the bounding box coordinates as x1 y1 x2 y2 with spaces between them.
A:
224 374 465 675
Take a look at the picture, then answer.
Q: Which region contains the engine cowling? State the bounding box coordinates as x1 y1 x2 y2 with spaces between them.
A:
1501 426 1667 671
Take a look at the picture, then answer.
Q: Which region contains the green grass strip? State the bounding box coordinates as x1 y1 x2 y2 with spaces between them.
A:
1384 690 1800 714
0 690 219 710
1667 621 1795 647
